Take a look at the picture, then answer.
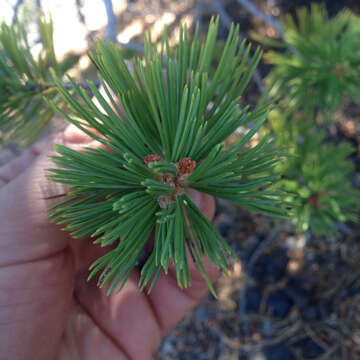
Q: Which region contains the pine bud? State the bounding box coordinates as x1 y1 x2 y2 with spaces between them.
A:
177 157 196 176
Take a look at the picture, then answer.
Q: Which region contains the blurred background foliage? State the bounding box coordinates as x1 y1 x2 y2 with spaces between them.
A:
1 0 360 359
264 4 360 114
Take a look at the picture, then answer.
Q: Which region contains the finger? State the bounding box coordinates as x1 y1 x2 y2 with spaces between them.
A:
97 84 125 119
0 132 59 186
0 148 39 186
0 125 103 267
63 123 102 144
0 123 100 187
0 122 102 191
56 300 129 360
0 248 75 360
74 270 162 360
0 125 108 360
73 190 217 360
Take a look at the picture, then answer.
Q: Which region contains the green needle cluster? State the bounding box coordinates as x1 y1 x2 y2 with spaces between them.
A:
0 14 78 146
265 4 360 114
274 121 359 237
47 18 286 295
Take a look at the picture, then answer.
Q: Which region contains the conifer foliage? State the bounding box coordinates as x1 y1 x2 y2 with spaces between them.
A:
0 14 77 146
46 18 286 295
265 4 360 113
261 5 360 237
271 114 359 236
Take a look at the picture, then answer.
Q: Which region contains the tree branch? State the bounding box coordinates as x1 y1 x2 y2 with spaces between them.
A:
211 0 245 42
115 40 145 53
35 0 42 12
236 0 301 56
193 0 204 34
11 0 24 25
75 0 96 43
103 0 117 43
75 0 86 26
237 0 285 38
102 0 145 52
24 79 101 93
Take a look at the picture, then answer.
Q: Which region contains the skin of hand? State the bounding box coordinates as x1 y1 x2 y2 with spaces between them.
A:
0 124 218 360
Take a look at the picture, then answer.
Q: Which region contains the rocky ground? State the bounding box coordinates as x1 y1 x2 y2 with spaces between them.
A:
157 200 360 359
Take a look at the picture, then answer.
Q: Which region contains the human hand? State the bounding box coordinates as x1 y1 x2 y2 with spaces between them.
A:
0 124 218 360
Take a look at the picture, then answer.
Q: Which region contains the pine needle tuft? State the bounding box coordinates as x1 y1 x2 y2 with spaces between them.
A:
48 18 287 294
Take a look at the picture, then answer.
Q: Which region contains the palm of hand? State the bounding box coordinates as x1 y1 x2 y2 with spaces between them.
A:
0 126 217 360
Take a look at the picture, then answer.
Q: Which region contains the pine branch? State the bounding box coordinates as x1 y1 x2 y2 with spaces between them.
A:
265 4 360 113
0 8 146 147
271 113 359 237
0 13 82 146
47 18 288 295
